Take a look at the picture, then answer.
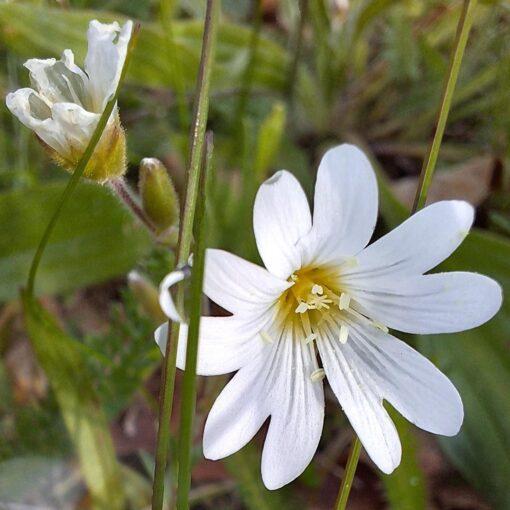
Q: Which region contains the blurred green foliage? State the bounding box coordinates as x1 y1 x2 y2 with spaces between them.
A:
0 0 509 509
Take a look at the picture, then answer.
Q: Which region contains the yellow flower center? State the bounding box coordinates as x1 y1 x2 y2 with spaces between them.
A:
279 264 351 332
260 258 388 382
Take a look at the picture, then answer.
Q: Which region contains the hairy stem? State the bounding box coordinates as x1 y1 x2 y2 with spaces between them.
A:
108 177 158 234
176 133 213 510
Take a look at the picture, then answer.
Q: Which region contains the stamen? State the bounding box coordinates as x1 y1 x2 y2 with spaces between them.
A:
308 294 332 310
311 368 326 382
339 324 349 344
311 284 323 295
338 292 351 310
295 301 309 314
344 307 389 333
290 273 298 282
259 330 274 343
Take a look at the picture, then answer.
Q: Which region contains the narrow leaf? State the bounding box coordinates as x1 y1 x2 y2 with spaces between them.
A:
22 292 125 510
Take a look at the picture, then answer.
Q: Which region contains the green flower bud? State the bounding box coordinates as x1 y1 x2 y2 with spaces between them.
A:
139 158 180 234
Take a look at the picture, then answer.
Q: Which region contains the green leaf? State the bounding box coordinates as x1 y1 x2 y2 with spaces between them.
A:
0 3 292 94
0 180 151 301
22 292 125 510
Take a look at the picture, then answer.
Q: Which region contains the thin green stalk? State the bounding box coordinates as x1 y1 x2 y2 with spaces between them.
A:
335 437 362 510
26 25 139 297
160 0 189 130
176 132 213 510
151 2 219 509
412 0 478 212
287 0 308 102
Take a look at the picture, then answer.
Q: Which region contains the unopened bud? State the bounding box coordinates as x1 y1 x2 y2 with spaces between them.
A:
139 158 180 233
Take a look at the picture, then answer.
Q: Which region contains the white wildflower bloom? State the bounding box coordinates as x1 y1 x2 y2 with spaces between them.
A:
155 144 502 489
5 20 132 181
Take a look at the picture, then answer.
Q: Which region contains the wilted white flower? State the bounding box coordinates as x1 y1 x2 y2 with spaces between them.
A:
156 144 502 489
6 20 132 182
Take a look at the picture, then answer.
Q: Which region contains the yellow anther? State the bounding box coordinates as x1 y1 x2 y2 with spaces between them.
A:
339 324 349 344
338 292 351 310
311 284 323 295
310 368 326 382
295 301 309 314
290 273 299 282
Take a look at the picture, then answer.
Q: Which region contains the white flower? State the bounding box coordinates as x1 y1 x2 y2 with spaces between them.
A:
5 20 132 181
155 144 502 489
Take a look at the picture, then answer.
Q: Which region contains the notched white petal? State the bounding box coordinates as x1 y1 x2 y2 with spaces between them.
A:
349 272 502 335
299 144 378 267
204 249 292 315
348 200 475 280
253 170 311 279
347 321 464 437
317 326 401 474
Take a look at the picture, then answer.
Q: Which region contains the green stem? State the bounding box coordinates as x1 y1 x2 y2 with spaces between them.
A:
334 437 362 510
176 132 213 510
151 2 219 509
412 0 478 213
26 25 139 297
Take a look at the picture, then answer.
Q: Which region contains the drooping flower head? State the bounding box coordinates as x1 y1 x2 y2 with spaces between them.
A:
6 20 132 182
156 144 502 489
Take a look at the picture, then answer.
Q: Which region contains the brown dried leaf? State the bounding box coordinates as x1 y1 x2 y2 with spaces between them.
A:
391 156 495 207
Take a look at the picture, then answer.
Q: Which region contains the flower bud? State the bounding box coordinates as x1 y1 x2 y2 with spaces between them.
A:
139 158 180 234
